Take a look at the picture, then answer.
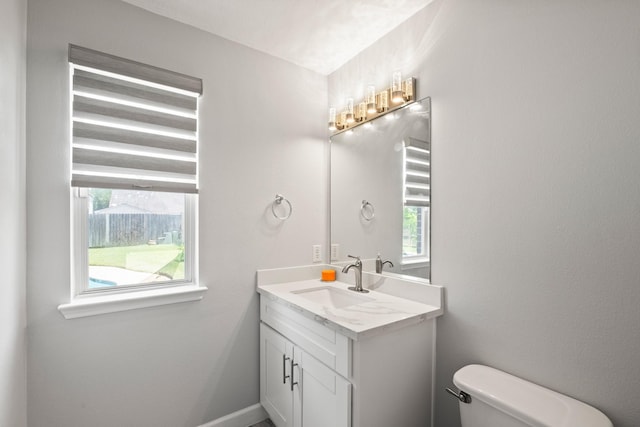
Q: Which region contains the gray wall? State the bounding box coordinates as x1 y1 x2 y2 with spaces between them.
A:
25 0 640 425
329 1 640 426
0 0 27 426
26 0 326 426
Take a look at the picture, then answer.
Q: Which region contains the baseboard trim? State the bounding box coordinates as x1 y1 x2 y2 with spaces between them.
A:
198 403 268 427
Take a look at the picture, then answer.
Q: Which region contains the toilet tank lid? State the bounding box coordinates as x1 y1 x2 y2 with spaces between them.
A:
453 365 612 427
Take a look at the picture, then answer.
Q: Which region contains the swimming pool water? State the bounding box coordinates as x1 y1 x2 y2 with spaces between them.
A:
88 277 118 289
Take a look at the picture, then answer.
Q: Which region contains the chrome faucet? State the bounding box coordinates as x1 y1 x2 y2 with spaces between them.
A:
342 255 368 293
375 253 394 274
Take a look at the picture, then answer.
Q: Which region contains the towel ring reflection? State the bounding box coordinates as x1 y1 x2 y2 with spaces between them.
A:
272 194 293 220
360 200 375 221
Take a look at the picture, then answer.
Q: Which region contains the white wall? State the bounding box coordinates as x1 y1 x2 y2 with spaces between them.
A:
0 0 27 426
26 0 326 425
329 1 640 426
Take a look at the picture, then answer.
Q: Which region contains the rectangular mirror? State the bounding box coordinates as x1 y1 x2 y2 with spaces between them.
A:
330 97 431 281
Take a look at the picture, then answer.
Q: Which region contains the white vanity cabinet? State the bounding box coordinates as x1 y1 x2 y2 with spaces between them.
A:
260 323 351 427
257 267 443 427
260 323 294 427
260 296 352 427
259 293 437 427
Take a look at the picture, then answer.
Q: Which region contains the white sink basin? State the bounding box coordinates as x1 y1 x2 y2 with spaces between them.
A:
292 286 374 309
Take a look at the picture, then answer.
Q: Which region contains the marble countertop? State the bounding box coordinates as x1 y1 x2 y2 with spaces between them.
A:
257 277 442 340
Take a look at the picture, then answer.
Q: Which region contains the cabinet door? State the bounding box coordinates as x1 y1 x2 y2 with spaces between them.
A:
297 348 351 427
260 323 293 427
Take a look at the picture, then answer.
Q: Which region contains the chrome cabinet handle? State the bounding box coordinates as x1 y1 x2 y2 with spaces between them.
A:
290 359 299 391
283 355 290 384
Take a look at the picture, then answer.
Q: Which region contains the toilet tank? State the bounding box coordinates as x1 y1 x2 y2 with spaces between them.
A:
453 365 613 427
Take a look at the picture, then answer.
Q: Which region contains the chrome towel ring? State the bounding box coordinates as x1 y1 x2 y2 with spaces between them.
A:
272 194 293 220
360 200 375 221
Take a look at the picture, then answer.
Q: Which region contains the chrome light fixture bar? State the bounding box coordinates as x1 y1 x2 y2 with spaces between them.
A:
329 75 416 135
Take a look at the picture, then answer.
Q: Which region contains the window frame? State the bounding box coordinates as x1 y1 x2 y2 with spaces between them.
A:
71 187 198 298
401 135 430 267
61 188 204 319
401 205 430 265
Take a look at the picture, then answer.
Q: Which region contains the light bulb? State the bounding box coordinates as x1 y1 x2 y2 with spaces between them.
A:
345 98 355 124
328 107 337 131
356 102 366 122
404 77 414 101
391 70 404 104
377 90 389 112
366 85 377 114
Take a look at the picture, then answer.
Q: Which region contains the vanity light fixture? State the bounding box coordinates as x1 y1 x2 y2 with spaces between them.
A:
377 90 389 112
366 85 377 114
404 77 414 102
391 71 404 103
356 102 367 122
345 98 355 124
328 107 337 131
329 74 417 135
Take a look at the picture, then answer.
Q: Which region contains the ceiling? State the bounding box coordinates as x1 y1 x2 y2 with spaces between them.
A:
121 0 432 75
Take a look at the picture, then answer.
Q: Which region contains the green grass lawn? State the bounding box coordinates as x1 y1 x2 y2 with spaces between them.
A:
89 244 185 279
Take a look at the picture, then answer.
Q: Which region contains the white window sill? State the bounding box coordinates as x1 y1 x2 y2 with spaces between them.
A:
58 285 208 319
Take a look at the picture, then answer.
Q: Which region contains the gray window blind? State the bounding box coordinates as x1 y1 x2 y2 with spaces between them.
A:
404 137 430 207
69 44 202 193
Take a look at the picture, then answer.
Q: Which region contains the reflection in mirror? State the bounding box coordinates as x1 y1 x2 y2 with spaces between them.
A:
330 97 430 281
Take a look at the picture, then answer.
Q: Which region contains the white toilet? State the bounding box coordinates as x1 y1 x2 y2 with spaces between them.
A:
450 364 613 427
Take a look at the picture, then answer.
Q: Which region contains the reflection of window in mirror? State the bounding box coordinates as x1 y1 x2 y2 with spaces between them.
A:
403 206 429 261
402 136 430 264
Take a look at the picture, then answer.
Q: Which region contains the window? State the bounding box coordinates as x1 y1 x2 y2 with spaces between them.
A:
403 206 429 259
62 45 205 318
74 188 196 293
402 137 430 263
